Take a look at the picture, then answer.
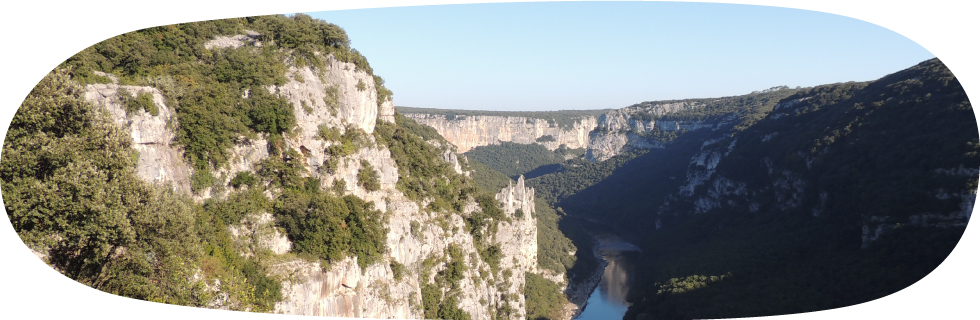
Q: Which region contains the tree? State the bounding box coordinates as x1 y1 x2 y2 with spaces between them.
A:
2 69 146 284
358 160 381 191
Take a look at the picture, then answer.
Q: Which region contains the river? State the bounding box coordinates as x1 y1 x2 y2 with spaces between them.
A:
574 233 641 320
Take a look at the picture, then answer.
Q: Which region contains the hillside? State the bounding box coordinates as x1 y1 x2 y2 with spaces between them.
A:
406 58 976 320
570 58 976 319
4 12 974 320
2 15 562 320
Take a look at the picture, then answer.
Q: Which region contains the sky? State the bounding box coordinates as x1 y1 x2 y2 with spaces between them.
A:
308 2 934 111
0 1 977 320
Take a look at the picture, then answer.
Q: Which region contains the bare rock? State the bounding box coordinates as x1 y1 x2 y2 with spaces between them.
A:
83 84 193 194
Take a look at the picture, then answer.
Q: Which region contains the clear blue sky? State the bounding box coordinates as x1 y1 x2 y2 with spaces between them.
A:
307 2 933 111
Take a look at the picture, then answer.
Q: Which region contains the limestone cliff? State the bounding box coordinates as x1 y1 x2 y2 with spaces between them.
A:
404 113 597 152
585 101 717 161
82 31 540 320
402 99 732 162
491 175 538 318
83 78 193 195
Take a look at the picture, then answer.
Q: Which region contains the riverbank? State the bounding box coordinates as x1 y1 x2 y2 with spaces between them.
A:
563 232 641 320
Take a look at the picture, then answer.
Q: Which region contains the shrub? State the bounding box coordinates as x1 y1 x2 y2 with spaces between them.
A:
317 124 342 141
358 160 381 191
324 126 367 158
480 244 503 275
320 157 339 174
323 85 340 116
118 88 159 117
410 220 422 238
229 171 258 189
245 88 295 139
331 179 346 195
390 261 406 281
191 168 216 194
274 191 387 270
374 75 392 107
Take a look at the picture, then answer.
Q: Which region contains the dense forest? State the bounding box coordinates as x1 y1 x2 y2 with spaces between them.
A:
464 142 585 180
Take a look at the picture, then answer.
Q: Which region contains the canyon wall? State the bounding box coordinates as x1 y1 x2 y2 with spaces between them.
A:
403 113 598 152
402 100 727 162
82 32 541 320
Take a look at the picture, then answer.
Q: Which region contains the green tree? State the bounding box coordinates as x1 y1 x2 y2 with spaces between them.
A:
3 70 212 306
358 160 381 191
2 69 145 283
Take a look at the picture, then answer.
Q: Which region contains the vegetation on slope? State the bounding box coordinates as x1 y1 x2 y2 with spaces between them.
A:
612 59 977 319
3 69 282 310
452 135 582 320
528 151 647 206
375 113 476 212
61 14 392 184
420 246 471 320
525 272 571 320
629 86 799 131
464 142 583 179
4 15 432 313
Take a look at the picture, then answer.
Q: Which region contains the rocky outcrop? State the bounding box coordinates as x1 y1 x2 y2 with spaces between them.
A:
584 102 719 161
403 113 597 153
585 130 666 162
83 82 193 195
83 31 543 320
228 213 291 257
266 180 538 319
277 57 389 136
403 100 721 162
491 176 538 319
204 30 262 49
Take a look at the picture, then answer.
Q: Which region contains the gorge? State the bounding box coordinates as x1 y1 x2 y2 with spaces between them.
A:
400 59 977 319
2 13 976 320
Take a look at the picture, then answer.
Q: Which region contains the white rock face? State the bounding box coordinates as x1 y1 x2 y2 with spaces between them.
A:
492 176 539 319
276 58 385 136
404 100 714 162
271 256 418 318
585 131 629 162
404 113 598 153
88 31 544 320
204 30 262 49
270 182 538 319
83 83 193 194
228 212 291 257
584 102 714 161
378 99 396 123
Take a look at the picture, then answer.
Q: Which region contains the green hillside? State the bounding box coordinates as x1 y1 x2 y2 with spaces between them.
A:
589 59 977 319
